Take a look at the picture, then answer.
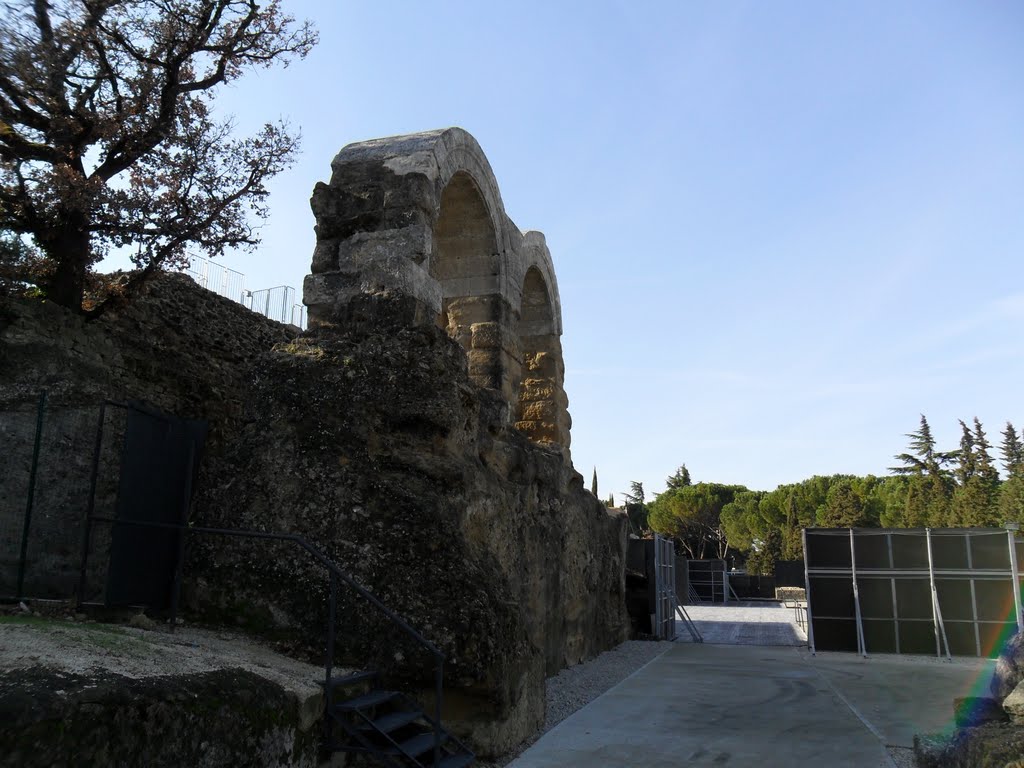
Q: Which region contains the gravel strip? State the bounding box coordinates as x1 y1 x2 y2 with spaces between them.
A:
479 639 670 767
887 746 918 767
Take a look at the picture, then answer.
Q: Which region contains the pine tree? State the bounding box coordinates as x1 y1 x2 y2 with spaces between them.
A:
973 418 999 485
953 420 976 487
999 422 1024 523
1001 422 1024 477
952 418 1000 526
666 465 692 490
623 482 648 537
891 415 954 526
891 415 955 476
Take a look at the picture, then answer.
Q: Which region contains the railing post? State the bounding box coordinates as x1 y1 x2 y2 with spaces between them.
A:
802 528 816 655
76 403 107 607
16 390 47 600
435 658 443 768
325 572 337 747
168 440 196 634
850 528 867 658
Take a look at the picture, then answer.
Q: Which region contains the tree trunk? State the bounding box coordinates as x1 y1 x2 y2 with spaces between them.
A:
42 211 91 311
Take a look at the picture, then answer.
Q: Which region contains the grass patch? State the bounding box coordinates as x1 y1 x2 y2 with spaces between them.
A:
0 615 152 655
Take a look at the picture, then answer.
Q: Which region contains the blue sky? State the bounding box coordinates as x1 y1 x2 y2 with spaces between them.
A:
115 1 1024 502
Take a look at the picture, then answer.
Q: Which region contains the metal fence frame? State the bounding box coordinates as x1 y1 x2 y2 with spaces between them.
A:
804 527 1024 658
183 255 308 330
687 559 729 603
653 534 677 640
6 391 47 601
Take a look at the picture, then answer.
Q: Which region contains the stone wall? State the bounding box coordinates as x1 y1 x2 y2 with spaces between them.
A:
0 276 295 600
188 294 629 754
0 276 628 755
0 127 631 757
0 667 320 768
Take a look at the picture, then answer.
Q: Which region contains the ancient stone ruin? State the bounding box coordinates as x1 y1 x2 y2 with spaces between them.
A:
0 127 628 758
305 128 571 453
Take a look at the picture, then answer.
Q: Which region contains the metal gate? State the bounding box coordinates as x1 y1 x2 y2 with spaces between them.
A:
78 401 206 609
653 534 677 640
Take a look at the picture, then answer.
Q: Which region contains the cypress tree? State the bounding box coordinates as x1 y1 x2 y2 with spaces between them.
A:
952 418 1000 526
999 422 1024 523
591 467 598 497
1001 422 1024 477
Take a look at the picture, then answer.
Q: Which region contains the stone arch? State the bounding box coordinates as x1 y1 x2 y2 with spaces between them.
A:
430 170 516 395
303 127 569 451
515 266 570 450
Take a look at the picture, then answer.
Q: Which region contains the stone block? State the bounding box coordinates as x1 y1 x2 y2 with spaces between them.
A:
470 322 503 350
338 225 431 269
1003 683 1024 723
523 350 559 377
992 631 1024 702
521 400 557 422
954 696 1009 727
518 379 556 402
310 238 340 273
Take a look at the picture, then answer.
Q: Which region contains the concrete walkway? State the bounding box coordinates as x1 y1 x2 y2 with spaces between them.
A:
676 600 806 646
508 643 993 768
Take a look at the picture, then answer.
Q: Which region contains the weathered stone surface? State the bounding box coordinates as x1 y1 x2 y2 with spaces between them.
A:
1 128 633 758
993 631 1024 702
915 723 1024 768
307 128 572 454
0 667 320 768
1004 683 1024 723
0 275 295 599
188 300 629 755
954 696 1010 727
1 274 628 757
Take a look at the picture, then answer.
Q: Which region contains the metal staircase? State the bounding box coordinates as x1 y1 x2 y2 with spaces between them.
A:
77 514 475 767
324 671 474 767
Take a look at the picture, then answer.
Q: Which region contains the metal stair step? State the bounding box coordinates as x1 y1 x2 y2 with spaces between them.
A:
334 689 398 712
433 752 475 768
357 708 423 734
385 731 448 758
322 670 376 690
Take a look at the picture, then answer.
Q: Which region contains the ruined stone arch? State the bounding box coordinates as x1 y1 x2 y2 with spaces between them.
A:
514 238 570 451
429 169 516 398
303 127 570 453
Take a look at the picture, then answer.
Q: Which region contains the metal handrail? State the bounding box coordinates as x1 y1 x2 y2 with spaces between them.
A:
80 516 445 765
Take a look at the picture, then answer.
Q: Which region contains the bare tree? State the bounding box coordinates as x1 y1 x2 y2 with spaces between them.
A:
0 0 317 311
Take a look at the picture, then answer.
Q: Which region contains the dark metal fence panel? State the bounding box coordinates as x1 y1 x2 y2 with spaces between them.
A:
0 394 124 601
728 573 777 599
104 405 206 608
805 527 1024 658
774 560 805 588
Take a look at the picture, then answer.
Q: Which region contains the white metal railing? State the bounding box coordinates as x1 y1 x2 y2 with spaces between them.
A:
182 256 307 330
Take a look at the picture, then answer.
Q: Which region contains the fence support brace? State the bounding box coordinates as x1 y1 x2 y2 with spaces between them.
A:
15 390 47 600
850 528 867 658
1008 526 1023 634
802 528 816 655
925 528 952 661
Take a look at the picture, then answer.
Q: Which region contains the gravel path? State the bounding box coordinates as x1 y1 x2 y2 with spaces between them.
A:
479 640 670 767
